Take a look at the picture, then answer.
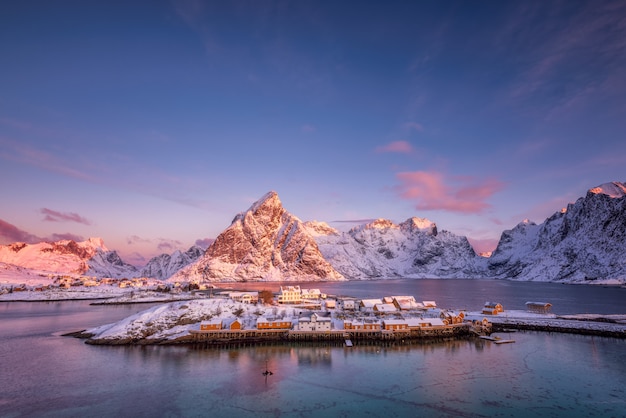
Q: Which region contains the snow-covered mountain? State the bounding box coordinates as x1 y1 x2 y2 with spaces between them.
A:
486 182 626 283
305 217 479 279
0 237 138 279
139 246 204 280
170 191 345 282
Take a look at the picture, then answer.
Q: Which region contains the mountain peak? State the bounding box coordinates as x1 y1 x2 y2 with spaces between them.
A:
588 182 626 198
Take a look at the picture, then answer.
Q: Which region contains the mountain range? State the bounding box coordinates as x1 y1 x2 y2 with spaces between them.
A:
1 182 624 284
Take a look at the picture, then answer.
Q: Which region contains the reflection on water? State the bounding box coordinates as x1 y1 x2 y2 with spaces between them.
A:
1 281 625 417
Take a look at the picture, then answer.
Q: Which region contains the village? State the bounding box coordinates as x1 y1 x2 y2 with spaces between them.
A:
188 285 494 344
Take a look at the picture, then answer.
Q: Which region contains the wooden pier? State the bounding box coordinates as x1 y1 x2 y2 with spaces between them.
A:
188 323 473 345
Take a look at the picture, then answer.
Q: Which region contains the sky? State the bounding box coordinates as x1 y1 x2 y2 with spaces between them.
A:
1 0 625 265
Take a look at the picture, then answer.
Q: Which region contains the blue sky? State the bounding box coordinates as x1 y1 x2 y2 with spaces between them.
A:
1 0 625 265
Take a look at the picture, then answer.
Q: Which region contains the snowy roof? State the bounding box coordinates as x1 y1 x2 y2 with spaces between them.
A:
360 298 383 307
525 302 552 307
374 303 397 312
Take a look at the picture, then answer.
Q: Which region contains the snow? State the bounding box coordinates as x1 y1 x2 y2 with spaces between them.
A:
84 298 303 342
589 181 626 198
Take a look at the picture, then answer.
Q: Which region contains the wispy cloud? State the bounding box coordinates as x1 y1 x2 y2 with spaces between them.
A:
41 208 91 225
375 141 414 154
48 232 85 242
0 219 84 245
301 124 316 133
157 238 183 252
127 235 152 245
0 219 40 244
195 238 214 249
404 122 423 132
394 171 505 213
0 137 93 182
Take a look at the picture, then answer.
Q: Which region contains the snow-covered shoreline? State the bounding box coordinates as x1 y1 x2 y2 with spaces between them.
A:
64 299 626 346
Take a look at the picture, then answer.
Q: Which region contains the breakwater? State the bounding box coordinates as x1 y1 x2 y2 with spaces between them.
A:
492 322 626 338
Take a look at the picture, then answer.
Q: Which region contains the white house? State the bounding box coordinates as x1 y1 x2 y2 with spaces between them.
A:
336 297 357 311
296 313 332 331
373 303 398 314
277 286 302 304
228 291 259 304
359 298 384 312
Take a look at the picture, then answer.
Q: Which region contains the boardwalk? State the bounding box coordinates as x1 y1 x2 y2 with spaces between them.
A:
188 323 473 344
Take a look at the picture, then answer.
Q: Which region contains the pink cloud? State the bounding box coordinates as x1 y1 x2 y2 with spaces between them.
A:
394 171 505 213
157 238 183 253
0 219 40 244
41 208 91 225
127 235 152 245
0 219 84 245
0 138 92 182
195 238 214 249
48 232 85 242
375 141 414 154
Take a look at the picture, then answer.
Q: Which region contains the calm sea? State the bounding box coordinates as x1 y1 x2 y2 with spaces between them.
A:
1 279 625 417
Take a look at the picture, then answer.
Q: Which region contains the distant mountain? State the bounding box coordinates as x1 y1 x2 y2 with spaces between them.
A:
305 217 479 279
3 183 625 285
139 246 204 280
170 191 345 282
486 182 626 283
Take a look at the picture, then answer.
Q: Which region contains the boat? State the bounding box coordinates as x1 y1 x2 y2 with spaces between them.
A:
480 335 515 344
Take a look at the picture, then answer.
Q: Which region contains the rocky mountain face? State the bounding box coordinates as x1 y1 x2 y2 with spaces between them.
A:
305 217 479 279
139 246 204 280
486 182 626 282
171 191 345 282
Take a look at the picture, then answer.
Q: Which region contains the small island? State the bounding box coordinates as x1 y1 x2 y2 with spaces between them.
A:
69 285 626 345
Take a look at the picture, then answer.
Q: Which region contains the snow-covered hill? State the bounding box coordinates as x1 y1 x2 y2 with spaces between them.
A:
486 182 626 283
305 217 479 279
139 246 204 280
170 191 345 282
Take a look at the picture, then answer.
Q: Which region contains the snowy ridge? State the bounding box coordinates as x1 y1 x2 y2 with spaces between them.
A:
139 246 204 280
306 217 478 279
0 238 108 275
486 182 626 282
588 181 626 198
2 183 625 284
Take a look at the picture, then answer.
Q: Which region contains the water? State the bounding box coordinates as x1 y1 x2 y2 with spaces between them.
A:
1 280 625 417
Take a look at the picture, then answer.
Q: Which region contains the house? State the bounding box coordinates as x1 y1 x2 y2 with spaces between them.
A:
422 301 437 308
336 297 357 311
482 302 504 315
228 291 259 304
344 319 381 330
256 317 293 330
373 303 398 314
277 286 302 304
391 296 423 311
405 318 446 328
296 313 332 331
382 319 409 330
222 318 243 330
440 311 465 324
301 288 324 300
526 302 552 314
200 319 223 331
359 299 384 312
324 299 336 309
